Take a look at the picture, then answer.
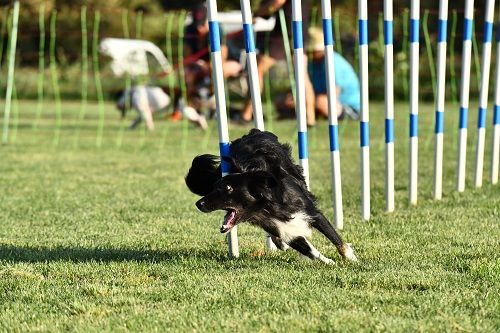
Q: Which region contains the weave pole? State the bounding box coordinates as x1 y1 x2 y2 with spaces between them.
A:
321 0 343 229
160 13 174 149
358 0 370 220
450 10 459 106
93 11 105 148
422 10 437 102
1 1 19 144
433 0 449 200
239 0 276 250
0 9 7 67
409 1 420 205
279 9 296 103
474 0 495 188
492 4 500 185
240 0 264 130
33 3 45 131
74 6 88 148
384 0 395 212
457 0 475 192
50 10 62 146
207 0 239 258
178 10 189 153
292 0 310 188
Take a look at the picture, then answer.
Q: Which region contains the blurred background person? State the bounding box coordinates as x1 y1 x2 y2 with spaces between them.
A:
238 0 316 127
307 27 360 120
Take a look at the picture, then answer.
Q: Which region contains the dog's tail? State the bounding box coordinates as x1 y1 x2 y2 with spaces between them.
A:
185 154 222 196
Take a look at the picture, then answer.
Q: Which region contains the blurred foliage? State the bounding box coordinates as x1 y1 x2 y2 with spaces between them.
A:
0 1 488 101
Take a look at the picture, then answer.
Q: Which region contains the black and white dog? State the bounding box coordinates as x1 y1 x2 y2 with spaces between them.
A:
185 129 357 264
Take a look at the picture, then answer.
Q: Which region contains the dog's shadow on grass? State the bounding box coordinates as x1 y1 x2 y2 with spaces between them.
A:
0 244 229 264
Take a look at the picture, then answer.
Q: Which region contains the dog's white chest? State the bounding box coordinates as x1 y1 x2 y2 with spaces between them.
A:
275 212 312 243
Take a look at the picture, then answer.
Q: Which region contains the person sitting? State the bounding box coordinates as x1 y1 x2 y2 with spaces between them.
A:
239 0 317 126
178 4 242 120
307 27 360 120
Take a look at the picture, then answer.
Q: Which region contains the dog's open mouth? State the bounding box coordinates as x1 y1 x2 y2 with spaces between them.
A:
220 209 238 234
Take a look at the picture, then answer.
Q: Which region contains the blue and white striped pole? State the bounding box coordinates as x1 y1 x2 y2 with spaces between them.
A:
358 0 370 220
433 0 448 200
239 0 276 250
409 0 419 205
384 0 395 212
240 0 264 130
292 0 310 188
457 0 475 192
492 4 500 185
321 0 343 229
474 0 495 188
207 0 239 258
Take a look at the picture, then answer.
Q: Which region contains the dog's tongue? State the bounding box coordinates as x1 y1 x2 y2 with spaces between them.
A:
220 210 236 234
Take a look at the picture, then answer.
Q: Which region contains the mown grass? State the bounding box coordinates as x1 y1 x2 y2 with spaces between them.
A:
0 100 499 332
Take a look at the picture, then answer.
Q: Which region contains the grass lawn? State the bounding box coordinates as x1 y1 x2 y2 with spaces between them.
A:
0 100 499 332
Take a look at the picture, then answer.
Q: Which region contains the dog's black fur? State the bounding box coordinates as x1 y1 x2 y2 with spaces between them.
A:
185 129 356 263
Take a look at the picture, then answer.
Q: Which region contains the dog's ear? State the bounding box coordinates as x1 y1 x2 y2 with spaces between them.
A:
247 171 278 201
185 154 222 196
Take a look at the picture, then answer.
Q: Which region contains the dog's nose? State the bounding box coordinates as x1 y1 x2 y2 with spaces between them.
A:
196 199 206 212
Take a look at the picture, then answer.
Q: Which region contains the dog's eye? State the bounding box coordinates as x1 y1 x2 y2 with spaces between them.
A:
225 185 233 192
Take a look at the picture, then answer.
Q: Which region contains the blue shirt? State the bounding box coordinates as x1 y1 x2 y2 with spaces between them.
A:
308 52 360 112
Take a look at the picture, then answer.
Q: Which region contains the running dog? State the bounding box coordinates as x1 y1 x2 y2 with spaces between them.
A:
185 129 357 264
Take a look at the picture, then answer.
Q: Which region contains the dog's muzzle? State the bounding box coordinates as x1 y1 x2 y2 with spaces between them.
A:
195 199 210 212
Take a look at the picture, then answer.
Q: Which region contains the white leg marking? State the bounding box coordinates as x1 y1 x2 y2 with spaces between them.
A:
306 239 335 265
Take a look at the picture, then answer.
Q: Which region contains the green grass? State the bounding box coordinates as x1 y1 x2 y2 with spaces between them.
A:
0 100 499 332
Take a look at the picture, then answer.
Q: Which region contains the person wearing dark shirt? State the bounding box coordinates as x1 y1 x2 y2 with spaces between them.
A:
180 4 242 116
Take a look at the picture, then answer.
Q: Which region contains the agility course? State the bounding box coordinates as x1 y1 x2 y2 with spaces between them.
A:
0 1 499 331
205 0 500 257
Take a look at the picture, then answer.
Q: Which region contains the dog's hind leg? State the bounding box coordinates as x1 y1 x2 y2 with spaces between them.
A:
288 237 334 264
270 235 289 251
312 214 357 261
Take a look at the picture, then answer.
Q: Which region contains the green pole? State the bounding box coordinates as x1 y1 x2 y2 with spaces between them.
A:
471 20 481 92
161 12 174 149
279 8 296 103
422 10 436 101
33 3 45 131
136 10 146 148
9 10 19 143
354 18 359 73
377 12 384 57
264 29 273 132
116 9 130 148
333 9 342 55
401 8 409 101
135 10 143 39
449 10 458 105
2 1 19 144
0 8 10 71
93 11 105 148
74 6 88 147
178 10 188 153
50 10 62 146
